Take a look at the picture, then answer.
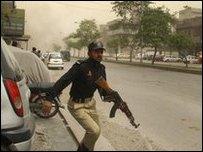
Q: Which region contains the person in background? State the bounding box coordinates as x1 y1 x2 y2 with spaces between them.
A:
32 47 38 56
37 50 41 58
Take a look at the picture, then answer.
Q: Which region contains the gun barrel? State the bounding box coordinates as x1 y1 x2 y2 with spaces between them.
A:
129 116 140 128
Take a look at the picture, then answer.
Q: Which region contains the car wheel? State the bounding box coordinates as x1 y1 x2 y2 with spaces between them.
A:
31 97 59 119
1 135 18 151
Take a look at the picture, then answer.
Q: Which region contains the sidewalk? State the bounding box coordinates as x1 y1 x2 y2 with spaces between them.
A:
59 107 116 151
30 102 115 151
31 114 77 151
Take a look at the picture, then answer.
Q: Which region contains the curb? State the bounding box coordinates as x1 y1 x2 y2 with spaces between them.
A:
103 59 202 75
72 57 202 75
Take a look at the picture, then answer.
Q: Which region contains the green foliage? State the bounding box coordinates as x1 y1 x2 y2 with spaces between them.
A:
112 1 151 32
63 19 100 51
111 1 152 62
108 20 123 31
111 1 152 42
138 7 173 48
107 35 129 50
112 1 151 20
167 32 194 52
167 32 194 67
111 1 173 50
63 34 82 50
75 19 100 47
106 35 129 60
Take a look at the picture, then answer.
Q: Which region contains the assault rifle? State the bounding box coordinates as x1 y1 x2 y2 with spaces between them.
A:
108 91 140 129
95 77 140 129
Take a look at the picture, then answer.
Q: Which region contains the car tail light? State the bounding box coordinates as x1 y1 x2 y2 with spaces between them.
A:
4 79 24 117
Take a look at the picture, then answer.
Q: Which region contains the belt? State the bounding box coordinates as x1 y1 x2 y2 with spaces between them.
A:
71 97 92 103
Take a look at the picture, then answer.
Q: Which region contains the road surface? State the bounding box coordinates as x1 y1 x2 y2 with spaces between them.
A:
49 59 202 151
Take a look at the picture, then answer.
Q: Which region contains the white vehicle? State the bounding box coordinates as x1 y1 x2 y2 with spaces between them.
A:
135 53 146 59
186 55 198 63
163 55 181 62
47 52 64 70
117 53 130 58
1 38 35 151
186 55 196 60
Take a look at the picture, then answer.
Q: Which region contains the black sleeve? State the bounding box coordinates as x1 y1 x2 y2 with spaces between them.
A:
50 63 80 97
97 65 109 100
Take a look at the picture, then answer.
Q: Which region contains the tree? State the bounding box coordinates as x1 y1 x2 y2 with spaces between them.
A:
52 43 61 52
63 33 78 50
106 34 128 61
167 32 194 68
138 6 174 65
75 19 100 48
63 33 83 57
66 19 100 58
112 1 151 62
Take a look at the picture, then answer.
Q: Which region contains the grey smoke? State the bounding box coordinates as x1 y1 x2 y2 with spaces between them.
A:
16 1 117 52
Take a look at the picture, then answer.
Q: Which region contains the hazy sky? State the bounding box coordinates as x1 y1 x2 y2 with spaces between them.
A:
16 1 202 51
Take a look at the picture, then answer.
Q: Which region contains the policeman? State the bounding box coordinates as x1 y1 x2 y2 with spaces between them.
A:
49 40 114 151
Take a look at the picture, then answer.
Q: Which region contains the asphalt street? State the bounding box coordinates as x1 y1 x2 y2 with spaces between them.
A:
49 59 202 151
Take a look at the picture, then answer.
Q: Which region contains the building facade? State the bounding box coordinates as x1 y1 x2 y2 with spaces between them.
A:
100 19 139 55
176 7 202 53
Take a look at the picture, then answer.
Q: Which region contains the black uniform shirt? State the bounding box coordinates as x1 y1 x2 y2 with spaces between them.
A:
51 58 107 100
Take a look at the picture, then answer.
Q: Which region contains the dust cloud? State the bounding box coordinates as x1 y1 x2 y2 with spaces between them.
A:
16 1 117 52
16 1 202 52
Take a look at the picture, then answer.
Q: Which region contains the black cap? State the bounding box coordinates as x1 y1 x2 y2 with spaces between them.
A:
88 41 105 52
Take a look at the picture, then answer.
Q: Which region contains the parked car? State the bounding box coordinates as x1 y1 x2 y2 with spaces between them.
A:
135 53 145 60
117 53 130 58
1 38 35 151
1 133 18 151
154 55 165 62
163 55 181 62
141 51 161 61
190 58 199 64
186 55 198 63
60 50 71 62
47 52 64 70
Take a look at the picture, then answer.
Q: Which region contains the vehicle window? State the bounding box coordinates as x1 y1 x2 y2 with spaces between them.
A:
1 40 24 82
49 53 61 59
